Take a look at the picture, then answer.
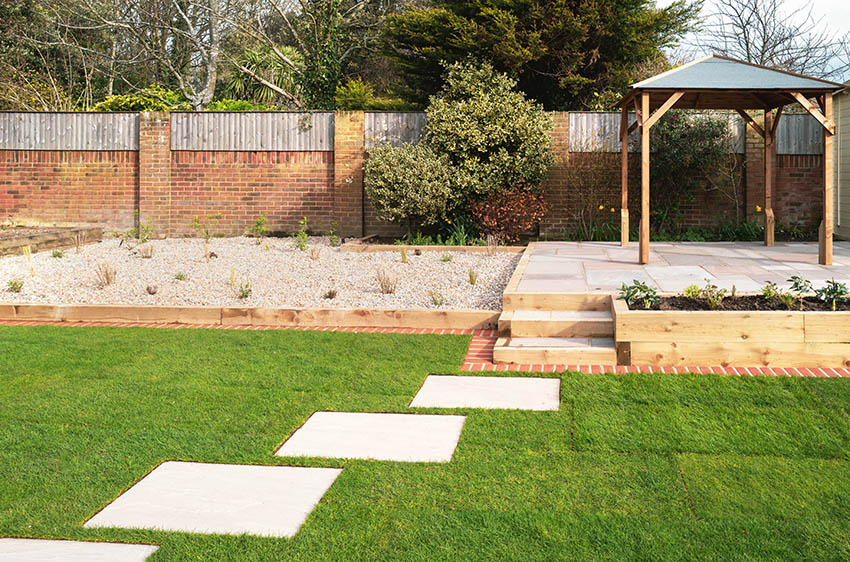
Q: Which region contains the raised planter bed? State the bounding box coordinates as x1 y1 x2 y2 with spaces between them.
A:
612 297 850 368
0 226 102 256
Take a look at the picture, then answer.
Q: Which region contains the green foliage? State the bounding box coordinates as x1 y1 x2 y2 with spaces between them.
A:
206 99 270 111
651 112 733 234
789 275 813 310
384 1 699 108
6 278 23 293
427 290 444 306
190 212 223 242
174 272 188 281
326 221 340 247
426 61 553 199
123 212 155 246
335 77 417 110
440 253 452 262
51 249 65 258
468 268 478 286
815 279 849 311
761 281 796 310
364 143 455 233
224 46 301 106
293 216 309 251
683 284 701 300
236 281 252 300
700 279 727 310
92 85 190 112
619 280 660 309
249 214 269 243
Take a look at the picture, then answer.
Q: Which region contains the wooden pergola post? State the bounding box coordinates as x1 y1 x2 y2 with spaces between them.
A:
821 93 834 265
639 92 650 263
791 91 835 265
620 106 629 246
764 109 776 246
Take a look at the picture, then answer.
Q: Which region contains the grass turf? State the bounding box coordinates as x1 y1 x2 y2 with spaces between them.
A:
2 325 850 560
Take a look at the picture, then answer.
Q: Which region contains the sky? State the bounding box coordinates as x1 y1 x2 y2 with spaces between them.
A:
656 0 850 79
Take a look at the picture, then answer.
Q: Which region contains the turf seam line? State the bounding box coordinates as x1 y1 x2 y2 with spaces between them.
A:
672 454 700 521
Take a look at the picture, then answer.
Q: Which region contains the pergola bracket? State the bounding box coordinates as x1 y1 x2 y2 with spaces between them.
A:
791 92 835 134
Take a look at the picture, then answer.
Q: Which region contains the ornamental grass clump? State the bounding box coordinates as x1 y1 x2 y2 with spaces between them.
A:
376 268 398 294
95 262 116 287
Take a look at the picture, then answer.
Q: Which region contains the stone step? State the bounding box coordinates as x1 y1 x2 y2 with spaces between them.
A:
499 309 614 338
492 336 618 365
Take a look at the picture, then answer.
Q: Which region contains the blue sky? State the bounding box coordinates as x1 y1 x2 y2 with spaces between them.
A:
657 0 850 79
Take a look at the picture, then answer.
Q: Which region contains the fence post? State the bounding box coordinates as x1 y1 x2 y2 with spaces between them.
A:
333 111 365 237
138 112 172 236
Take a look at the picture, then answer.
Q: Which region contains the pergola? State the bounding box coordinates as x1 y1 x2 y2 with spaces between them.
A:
616 54 845 265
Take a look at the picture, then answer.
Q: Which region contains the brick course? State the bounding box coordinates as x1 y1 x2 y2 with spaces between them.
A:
0 111 826 239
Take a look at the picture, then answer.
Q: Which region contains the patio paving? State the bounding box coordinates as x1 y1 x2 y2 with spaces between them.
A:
0 538 158 561
275 412 465 462
84 462 341 538
516 241 850 293
409 375 561 411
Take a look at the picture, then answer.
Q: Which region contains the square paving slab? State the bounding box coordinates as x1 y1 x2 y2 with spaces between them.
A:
409 375 560 411
275 412 465 462
0 538 158 561
84 461 341 538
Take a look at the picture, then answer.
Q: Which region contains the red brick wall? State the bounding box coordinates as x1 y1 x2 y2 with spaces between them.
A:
0 150 137 229
169 151 334 237
138 112 172 234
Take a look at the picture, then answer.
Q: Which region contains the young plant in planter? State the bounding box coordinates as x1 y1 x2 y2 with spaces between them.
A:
761 281 796 310
619 280 659 309
788 275 813 310
700 279 727 310
815 279 849 311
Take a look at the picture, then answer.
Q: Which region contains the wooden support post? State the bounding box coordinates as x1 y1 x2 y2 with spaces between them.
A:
620 106 629 246
639 91 650 264
821 93 834 265
764 110 775 247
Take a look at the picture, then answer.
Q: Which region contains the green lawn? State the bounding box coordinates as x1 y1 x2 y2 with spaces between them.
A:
2 325 850 560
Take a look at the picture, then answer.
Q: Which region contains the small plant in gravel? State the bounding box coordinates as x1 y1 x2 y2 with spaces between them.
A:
310 248 321 260
121 212 155 249
468 269 478 286
95 262 116 287
7 278 23 293
249 214 269 244
21 245 33 276
174 272 188 281
137 244 155 259
683 284 700 300
191 212 223 261
441 254 453 262
789 275 813 310
326 221 340 247
323 289 337 299
236 281 252 300
51 249 65 258
376 268 398 294
815 279 849 311
73 232 83 253
293 216 309 251
400 248 408 264
485 234 501 256
619 280 659 309
428 290 444 307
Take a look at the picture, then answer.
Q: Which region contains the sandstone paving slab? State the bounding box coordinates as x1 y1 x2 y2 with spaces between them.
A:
585 269 656 290
84 461 341 538
0 538 158 561
409 375 560 411
275 412 465 463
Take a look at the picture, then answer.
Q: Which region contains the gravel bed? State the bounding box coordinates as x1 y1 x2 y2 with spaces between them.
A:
0 237 520 310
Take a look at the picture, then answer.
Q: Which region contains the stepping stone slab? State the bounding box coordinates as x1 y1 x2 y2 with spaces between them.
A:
275 412 465 462
0 538 158 561
410 375 560 411
84 461 341 538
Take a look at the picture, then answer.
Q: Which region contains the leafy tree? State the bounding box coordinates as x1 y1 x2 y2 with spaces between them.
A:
364 143 455 235
426 61 553 199
92 84 190 111
384 0 700 109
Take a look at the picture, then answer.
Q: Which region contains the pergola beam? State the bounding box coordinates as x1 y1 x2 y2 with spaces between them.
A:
643 92 685 129
735 109 765 138
791 92 836 134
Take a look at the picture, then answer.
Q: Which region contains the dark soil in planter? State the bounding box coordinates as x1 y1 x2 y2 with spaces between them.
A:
627 295 850 312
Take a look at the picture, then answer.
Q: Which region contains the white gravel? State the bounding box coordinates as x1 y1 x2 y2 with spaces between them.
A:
0 237 520 310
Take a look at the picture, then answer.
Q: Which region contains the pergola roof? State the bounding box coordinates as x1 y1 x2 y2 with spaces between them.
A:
618 55 845 110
